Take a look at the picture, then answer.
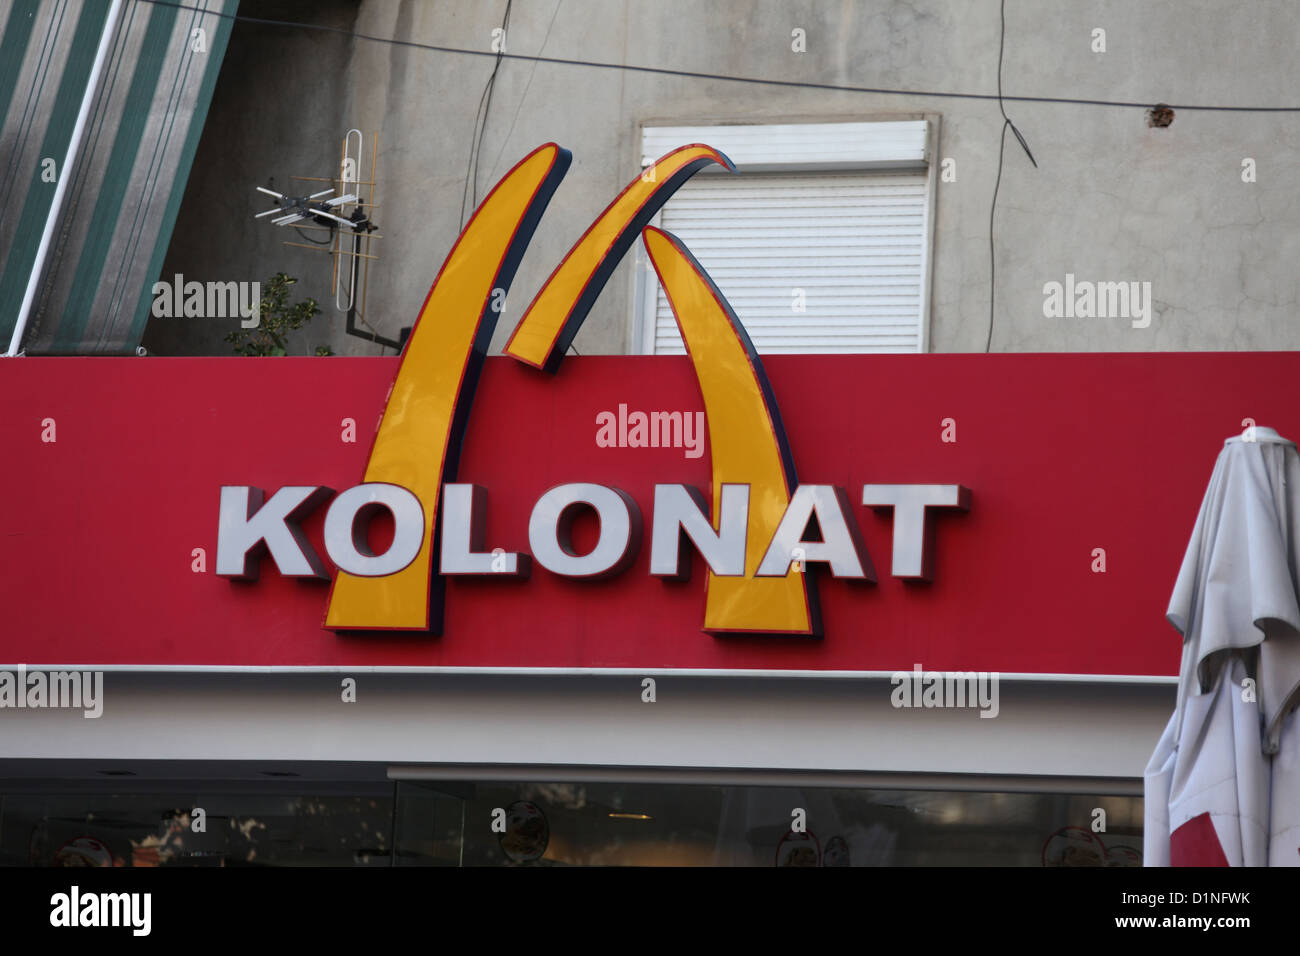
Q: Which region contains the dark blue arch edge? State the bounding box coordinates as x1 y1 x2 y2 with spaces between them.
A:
519 147 737 374
379 143 572 636
442 144 572 482
645 226 821 639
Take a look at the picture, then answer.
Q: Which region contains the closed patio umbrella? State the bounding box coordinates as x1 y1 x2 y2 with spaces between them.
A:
1145 426 1300 866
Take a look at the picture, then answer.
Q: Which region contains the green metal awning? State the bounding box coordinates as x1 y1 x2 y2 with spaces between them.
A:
0 0 238 354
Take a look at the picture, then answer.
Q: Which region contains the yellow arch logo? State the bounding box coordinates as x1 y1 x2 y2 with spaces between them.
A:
325 143 815 635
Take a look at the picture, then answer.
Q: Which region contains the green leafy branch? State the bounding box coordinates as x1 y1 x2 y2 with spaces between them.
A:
225 273 332 356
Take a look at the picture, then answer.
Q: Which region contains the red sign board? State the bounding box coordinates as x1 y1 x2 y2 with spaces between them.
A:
2 352 1296 676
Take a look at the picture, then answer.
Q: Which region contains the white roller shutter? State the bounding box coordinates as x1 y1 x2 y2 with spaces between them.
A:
650 170 928 354
641 120 928 170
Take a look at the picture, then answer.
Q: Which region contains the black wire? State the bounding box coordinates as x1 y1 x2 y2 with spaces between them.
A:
996 0 1035 167
460 0 512 229
474 0 512 208
987 120 1010 353
294 225 333 245
136 0 1300 114
987 0 1036 354
997 0 1008 120
459 86 492 228
486 0 563 182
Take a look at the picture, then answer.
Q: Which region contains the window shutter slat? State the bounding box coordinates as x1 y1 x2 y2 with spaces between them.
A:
652 171 927 355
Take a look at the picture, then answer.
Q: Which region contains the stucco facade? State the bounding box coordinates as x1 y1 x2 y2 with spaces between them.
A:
142 0 1300 358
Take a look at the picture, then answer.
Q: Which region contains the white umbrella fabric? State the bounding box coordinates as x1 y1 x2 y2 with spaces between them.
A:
1145 426 1300 866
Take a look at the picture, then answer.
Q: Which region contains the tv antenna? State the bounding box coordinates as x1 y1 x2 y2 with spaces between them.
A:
254 129 408 350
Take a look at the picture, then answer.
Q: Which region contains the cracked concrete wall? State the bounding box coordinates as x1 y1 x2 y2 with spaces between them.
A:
149 0 1300 355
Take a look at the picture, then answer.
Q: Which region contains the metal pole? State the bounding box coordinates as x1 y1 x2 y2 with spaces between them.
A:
5 0 126 357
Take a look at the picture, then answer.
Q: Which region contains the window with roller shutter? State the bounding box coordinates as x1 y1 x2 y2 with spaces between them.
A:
635 121 935 355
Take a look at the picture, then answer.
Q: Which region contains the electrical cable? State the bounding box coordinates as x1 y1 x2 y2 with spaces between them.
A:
136 0 1300 114
987 0 1036 354
486 0 563 184
474 0 513 208
460 0 513 229
294 225 333 245
996 0 1036 169
987 121 1010 354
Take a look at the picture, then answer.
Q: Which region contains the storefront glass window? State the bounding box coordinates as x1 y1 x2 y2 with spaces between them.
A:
392 782 1142 867
0 782 1141 867
0 791 393 867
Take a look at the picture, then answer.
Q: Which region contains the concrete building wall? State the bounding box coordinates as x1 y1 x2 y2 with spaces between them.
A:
141 0 360 357
145 0 1300 357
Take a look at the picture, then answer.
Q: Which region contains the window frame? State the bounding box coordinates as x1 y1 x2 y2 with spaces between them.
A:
631 117 939 356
